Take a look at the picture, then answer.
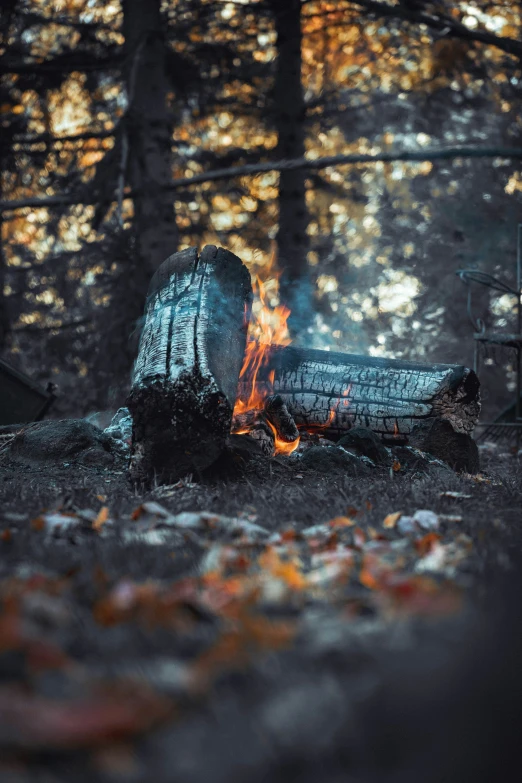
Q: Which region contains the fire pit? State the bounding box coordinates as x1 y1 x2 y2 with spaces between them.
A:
123 245 481 484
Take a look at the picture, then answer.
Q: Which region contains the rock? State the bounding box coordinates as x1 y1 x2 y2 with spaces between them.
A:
413 509 439 531
38 512 84 533
408 418 480 474
103 407 133 444
121 529 185 547
337 427 391 466
396 516 417 535
299 445 371 476
5 419 117 467
389 446 453 478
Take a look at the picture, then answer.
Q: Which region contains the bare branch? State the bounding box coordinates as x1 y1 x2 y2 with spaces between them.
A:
11 130 115 146
1 144 520 212
346 0 522 60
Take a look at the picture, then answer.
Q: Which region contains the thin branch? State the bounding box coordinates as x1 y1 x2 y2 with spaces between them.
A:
1 145 521 212
11 130 115 146
12 318 91 333
347 0 522 60
0 55 122 75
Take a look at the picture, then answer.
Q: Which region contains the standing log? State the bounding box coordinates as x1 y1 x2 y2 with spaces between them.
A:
237 346 480 440
127 245 252 482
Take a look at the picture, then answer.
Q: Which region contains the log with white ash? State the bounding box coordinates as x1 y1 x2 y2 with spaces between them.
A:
126 245 481 483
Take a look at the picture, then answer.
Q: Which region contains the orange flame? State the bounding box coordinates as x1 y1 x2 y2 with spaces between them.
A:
266 419 300 456
232 248 298 454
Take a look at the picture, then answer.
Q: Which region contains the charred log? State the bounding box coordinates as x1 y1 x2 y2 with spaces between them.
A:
264 394 300 443
231 395 299 457
127 245 252 483
237 346 480 440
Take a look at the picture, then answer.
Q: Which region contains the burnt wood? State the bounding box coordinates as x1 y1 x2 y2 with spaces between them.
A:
264 394 299 443
127 245 252 482
238 346 480 441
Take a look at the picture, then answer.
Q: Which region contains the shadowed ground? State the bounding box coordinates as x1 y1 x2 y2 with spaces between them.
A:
0 444 521 782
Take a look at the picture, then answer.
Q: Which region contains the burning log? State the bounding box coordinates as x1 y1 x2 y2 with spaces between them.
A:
231 394 299 457
264 394 300 444
237 346 480 441
127 245 252 482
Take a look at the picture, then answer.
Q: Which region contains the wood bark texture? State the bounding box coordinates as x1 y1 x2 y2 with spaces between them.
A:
127 245 252 482
238 346 481 440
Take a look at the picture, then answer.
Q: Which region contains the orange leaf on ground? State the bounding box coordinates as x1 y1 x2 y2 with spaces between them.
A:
258 548 307 590
392 460 401 472
359 567 379 590
415 532 441 556
280 528 299 542
383 511 402 529
328 516 356 528
93 506 109 531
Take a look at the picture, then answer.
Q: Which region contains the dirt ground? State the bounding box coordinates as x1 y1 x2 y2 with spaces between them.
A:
0 440 521 783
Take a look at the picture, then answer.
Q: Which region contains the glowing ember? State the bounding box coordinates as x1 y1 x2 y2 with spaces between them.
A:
232 251 354 456
305 384 352 435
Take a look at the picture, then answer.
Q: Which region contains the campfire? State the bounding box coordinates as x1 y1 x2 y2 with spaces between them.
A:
125 245 481 484
231 253 300 456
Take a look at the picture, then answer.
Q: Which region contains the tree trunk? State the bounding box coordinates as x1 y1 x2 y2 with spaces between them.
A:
0 210 8 351
269 0 312 336
237 346 481 439
122 0 179 276
127 245 252 483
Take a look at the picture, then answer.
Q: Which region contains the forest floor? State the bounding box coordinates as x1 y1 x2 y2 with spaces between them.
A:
0 441 521 783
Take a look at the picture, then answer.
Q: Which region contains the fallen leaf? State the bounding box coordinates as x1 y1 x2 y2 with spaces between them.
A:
392 460 401 472
328 516 356 528
258 548 307 590
93 506 109 532
383 511 402 529
280 529 299 542
359 566 379 590
415 532 441 556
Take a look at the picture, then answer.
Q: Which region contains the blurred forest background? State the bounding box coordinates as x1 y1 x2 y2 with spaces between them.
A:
1 0 521 420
